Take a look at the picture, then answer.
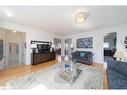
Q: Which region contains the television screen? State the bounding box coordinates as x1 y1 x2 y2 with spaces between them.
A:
42 45 47 51
37 44 42 53
37 44 50 53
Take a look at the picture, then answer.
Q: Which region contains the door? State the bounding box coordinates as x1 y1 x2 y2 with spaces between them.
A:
8 43 19 65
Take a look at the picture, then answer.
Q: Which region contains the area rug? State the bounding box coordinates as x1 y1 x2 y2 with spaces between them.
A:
5 63 103 89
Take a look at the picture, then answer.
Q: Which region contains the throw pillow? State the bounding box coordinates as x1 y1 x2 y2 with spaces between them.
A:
80 52 85 57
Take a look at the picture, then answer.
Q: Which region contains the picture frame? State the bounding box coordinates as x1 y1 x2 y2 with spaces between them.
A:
76 37 93 48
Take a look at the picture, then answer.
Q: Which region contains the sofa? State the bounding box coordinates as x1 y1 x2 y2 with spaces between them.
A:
72 51 93 65
107 60 127 89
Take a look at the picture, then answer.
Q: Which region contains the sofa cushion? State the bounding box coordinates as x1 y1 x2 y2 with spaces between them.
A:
107 60 117 69
79 52 85 58
113 62 127 77
108 73 127 89
107 69 127 89
76 57 87 60
107 69 127 81
107 61 127 89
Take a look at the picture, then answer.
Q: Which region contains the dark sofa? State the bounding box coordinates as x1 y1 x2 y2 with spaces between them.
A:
72 51 93 65
107 60 127 89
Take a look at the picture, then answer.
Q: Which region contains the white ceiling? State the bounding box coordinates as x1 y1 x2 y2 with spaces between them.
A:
0 6 127 36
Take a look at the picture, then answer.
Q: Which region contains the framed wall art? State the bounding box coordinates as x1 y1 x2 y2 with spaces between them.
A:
76 37 93 48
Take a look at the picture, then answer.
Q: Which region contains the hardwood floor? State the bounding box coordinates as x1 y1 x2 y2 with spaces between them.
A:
103 70 108 89
91 63 108 89
0 60 108 89
0 60 56 87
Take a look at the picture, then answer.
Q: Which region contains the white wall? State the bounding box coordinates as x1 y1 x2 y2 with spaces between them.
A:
0 21 54 64
63 24 127 64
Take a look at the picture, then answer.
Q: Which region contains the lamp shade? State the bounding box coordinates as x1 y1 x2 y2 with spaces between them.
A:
70 44 74 48
64 56 69 61
31 44 37 49
114 50 127 59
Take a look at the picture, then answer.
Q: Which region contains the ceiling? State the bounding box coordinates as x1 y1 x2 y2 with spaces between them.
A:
0 6 127 36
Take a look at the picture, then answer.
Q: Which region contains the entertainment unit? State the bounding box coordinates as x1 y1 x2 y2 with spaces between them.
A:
31 40 55 65
31 52 55 65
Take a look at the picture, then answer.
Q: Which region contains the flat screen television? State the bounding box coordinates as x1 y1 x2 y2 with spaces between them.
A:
37 44 50 53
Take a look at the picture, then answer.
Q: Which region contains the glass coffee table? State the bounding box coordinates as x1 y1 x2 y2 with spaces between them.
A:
56 62 82 83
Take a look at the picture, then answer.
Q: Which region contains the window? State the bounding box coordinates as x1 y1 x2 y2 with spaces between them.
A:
103 42 109 48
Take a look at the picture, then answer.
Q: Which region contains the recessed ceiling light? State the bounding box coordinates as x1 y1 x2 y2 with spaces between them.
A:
6 12 13 18
13 30 16 33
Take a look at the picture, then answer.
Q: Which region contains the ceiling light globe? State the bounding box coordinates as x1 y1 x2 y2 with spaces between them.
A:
76 17 85 24
6 12 13 18
75 12 87 24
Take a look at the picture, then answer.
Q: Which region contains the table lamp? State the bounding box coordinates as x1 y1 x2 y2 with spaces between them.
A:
64 56 69 61
113 50 127 62
31 44 37 53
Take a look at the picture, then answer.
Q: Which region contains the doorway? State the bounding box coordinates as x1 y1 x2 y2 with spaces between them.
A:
0 28 26 70
103 32 117 62
6 43 20 68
